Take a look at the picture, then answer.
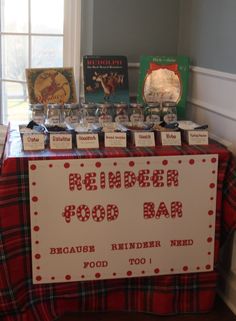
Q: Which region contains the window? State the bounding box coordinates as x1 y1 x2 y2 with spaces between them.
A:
0 0 81 125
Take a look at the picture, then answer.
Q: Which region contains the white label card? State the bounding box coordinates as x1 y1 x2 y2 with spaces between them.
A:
49 133 72 150
161 131 181 146
23 134 45 151
134 132 155 147
105 132 127 148
188 131 209 145
76 133 99 149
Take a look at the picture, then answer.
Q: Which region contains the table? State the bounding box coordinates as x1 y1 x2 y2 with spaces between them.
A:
1 129 236 321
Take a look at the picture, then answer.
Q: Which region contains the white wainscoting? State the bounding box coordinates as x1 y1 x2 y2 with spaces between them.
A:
187 66 236 154
188 66 236 314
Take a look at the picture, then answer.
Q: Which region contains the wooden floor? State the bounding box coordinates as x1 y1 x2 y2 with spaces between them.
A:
58 296 236 321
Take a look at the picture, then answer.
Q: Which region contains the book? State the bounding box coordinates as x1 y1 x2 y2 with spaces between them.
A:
137 56 190 119
83 55 130 104
25 67 77 104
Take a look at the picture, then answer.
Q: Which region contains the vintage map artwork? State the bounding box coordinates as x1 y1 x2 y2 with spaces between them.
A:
26 68 77 104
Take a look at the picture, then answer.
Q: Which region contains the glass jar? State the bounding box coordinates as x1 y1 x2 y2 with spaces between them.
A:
46 104 62 125
63 103 79 125
81 103 97 124
145 102 161 123
129 103 144 125
162 101 177 124
114 103 129 124
29 104 45 124
96 103 113 125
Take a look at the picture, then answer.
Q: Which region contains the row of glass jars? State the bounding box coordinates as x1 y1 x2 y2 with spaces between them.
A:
29 101 177 126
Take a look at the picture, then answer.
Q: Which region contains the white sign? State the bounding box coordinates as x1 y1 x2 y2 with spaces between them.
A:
134 132 155 147
76 133 99 149
105 132 127 148
29 155 218 284
188 130 209 145
49 133 72 150
23 134 45 151
161 131 182 146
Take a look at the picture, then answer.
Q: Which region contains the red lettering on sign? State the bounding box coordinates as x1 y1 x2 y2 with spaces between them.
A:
62 204 119 223
138 169 150 187
129 257 146 265
100 171 106 189
109 171 121 189
156 202 170 218
143 202 183 219
62 205 76 223
152 170 164 187
143 202 155 219
69 174 82 191
124 171 136 188
167 170 179 187
171 201 183 217
170 239 193 246
84 172 97 190
83 260 108 269
107 204 119 221
77 205 90 222
92 205 106 222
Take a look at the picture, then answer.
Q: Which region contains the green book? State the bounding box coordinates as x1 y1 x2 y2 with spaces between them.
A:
137 55 190 119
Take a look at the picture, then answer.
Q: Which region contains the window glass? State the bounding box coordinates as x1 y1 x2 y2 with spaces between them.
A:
31 36 63 68
2 82 29 124
31 0 64 34
1 0 28 33
0 0 66 124
2 35 28 81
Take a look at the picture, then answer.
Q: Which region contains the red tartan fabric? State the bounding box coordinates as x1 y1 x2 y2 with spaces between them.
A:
0 130 236 321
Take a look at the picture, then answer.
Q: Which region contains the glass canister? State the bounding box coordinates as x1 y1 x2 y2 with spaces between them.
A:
129 103 144 125
162 101 177 124
114 103 129 124
46 104 62 125
29 104 45 124
63 103 79 125
81 103 97 124
144 102 162 123
96 103 113 125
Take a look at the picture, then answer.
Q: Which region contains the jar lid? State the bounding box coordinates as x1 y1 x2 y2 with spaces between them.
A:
30 103 44 110
64 103 79 109
146 102 160 108
130 103 143 108
81 103 96 108
47 103 62 109
97 103 113 108
114 103 127 107
162 101 176 107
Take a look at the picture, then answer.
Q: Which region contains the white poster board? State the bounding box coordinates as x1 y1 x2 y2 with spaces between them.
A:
29 155 218 284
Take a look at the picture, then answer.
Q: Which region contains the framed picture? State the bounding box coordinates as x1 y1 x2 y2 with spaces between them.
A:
25 67 77 104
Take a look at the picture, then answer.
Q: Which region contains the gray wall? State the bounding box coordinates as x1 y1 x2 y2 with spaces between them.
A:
81 0 236 73
91 0 180 62
178 0 236 73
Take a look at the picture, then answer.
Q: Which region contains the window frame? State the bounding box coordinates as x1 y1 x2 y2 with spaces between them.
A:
0 0 82 124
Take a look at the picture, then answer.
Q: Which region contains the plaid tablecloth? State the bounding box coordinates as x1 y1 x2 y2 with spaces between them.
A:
1 130 236 321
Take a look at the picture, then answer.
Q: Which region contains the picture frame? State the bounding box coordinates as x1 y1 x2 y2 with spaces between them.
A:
25 67 77 104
